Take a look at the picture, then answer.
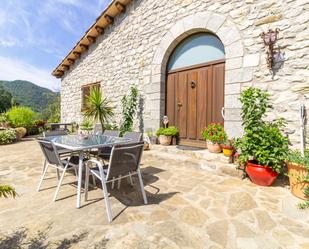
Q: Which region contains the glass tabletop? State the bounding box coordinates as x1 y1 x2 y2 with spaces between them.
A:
46 134 131 150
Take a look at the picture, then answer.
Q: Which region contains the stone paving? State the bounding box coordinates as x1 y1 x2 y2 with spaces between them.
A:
0 140 309 249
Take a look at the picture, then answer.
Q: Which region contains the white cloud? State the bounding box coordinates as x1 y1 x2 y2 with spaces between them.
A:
0 56 60 91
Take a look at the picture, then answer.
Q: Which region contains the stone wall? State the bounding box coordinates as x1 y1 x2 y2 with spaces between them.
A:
60 0 309 146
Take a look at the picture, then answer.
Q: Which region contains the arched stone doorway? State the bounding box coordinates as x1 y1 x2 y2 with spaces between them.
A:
149 11 245 140
166 33 225 147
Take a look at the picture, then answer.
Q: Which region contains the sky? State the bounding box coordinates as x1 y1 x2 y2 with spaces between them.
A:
0 0 111 91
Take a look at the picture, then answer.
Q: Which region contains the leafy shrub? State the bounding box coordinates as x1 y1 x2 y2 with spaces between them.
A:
156 126 178 136
80 119 93 131
104 122 118 130
6 106 35 128
0 129 16 144
120 86 139 135
0 113 8 128
15 127 27 139
235 87 289 173
201 123 227 144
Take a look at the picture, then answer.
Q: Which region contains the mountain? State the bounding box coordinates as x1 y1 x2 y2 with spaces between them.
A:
0 80 59 112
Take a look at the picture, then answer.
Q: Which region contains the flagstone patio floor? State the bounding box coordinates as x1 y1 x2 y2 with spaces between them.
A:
0 140 309 249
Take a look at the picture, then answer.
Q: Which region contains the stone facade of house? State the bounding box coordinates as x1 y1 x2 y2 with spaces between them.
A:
60 0 309 146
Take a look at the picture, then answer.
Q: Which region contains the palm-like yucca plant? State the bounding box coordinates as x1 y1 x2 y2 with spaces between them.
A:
0 185 17 198
82 87 114 131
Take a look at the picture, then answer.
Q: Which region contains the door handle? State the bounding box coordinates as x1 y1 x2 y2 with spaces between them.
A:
221 107 225 119
177 102 182 107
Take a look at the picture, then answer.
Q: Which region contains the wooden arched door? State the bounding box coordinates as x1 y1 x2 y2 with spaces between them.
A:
166 33 225 148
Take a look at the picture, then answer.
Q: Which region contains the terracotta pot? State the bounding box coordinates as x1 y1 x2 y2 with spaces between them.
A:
246 160 278 186
207 141 222 153
222 146 234 157
143 142 150 150
158 135 172 146
287 162 309 200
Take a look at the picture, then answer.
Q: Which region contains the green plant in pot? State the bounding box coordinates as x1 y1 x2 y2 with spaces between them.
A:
286 150 309 209
80 119 93 138
222 139 235 157
235 87 289 186
156 126 178 146
201 123 227 153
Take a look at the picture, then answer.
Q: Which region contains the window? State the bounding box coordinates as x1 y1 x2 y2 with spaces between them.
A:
81 82 100 110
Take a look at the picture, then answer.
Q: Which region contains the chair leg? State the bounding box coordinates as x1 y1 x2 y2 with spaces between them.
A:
56 168 60 180
111 177 115 189
117 175 121 190
37 163 49 191
128 172 133 186
84 166 90 201
53 166 68 202
92 174 96 186
101 180 113 222
42 159 47 173
137 169 148 204
73 166 78 181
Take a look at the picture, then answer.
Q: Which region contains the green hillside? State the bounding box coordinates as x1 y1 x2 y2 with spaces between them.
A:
0 80 59 112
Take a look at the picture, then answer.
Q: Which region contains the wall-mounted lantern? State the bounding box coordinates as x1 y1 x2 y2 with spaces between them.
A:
260 28 283 71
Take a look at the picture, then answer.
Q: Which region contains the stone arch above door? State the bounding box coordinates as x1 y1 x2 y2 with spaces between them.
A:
147 11 246 137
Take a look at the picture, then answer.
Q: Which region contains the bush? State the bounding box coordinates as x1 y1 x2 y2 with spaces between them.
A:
0 113 8 128
235 87 289 173
6 106 35 128
201 123 227 144
156 126 178 136
0 129 16 145
15 127 27 140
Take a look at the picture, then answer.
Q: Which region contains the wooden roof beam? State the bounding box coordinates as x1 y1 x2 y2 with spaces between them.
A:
115 1 126 13
104 14 114 24
79 44 88 51
62 65 70 70
86 35 96 44
95 25 104 35
73 51 81 58
67 58 75 65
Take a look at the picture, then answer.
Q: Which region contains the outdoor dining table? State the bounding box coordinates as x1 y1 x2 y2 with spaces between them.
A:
46 134 131 208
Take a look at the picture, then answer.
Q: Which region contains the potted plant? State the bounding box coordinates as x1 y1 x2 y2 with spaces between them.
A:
222 139 235 157
286 150 309 209
156 126 178 146
235 87 289 186
80 119 93 138
146 128 157 144
201 123 227 153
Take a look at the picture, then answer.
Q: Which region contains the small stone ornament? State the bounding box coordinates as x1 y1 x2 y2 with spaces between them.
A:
163 116 169 128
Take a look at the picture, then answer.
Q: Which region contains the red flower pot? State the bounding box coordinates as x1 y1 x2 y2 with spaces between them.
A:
246 160 278 186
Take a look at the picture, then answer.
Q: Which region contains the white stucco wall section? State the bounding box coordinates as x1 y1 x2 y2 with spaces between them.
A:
149 11 247 138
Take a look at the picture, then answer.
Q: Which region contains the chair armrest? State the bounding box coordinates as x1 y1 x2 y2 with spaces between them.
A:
86 159 106 177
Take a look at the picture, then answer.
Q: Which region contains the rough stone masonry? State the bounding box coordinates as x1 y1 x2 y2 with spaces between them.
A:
60 0 309 147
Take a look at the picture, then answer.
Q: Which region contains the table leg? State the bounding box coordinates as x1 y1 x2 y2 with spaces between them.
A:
76 151 84 208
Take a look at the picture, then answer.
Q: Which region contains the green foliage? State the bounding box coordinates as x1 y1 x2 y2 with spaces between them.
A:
0 113 8 127
120 86 139 135
80 119 93 131
0 80 59 112
287 150 309 169
0 86 12 113
201 123 227 144
0 185 16 198
104 122 119 130
156 126 178 136
0 129 16 144
42 94 60 123
82 87 114 131
6 106 35 128
236 87 289 173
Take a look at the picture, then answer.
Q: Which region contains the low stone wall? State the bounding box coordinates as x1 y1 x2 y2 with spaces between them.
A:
60 0 309 147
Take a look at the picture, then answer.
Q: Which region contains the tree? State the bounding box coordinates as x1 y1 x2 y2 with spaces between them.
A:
82 87 114 131
0 86 12 113
42 94 60 122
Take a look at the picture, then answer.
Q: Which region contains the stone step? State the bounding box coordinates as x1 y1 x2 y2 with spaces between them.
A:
144 145 241 178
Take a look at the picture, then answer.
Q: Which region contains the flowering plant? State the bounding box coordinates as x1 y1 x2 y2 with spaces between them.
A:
201 123 227 144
